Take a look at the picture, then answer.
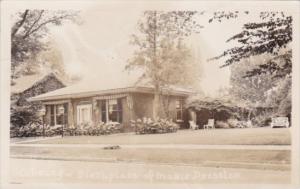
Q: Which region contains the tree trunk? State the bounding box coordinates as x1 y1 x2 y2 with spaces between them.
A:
152 11 160 119
153 84 160 119
247 108 252 120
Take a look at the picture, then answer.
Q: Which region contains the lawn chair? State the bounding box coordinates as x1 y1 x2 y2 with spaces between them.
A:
271 117 289 128
204 119 215 129
189 120 198 130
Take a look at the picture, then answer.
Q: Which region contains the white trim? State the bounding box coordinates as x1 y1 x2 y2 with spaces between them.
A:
76 104 93 127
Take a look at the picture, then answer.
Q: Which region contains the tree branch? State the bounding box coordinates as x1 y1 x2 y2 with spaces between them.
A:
23 14 73 39
23 10 45 39
11 10 29 38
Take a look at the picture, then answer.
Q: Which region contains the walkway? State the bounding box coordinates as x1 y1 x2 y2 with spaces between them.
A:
11 143 291 150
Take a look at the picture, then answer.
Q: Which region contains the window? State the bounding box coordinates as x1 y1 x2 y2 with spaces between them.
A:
100 98 123 123
176 99 184 121
49 104 68 126
56 105 64 125
63 103 68 125
50 105 55 126
108 99 122 123
100 100 107 123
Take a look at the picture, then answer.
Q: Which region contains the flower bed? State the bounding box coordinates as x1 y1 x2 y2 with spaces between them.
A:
130 117 179 134
10 121 122 137
63 122 122 136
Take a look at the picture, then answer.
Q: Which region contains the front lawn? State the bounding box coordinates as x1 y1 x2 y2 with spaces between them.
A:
24 128 291 145
10 146 290 169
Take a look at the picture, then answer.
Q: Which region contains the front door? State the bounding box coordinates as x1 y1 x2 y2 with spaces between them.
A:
77 104 92 128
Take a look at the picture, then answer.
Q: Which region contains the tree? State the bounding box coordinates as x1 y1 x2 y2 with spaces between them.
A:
265 74 291 116
126 11 202 118
11 9 79 81
230 54 277 103
229 54 279 120
210 11 292 120
210 11 292 77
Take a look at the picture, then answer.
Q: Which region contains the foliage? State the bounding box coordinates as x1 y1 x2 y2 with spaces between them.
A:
251 113 273 127
265 75 291 116
244 50 291 78
130 117 179 134
10 121 123 138
10 104 41 129
210 12 292 69
209 11 292 121
229 55 277 106
215 121 230 129
208 11 249 23
10 73 66 130
11 9 79 79
66 122 122 136
186 96 247 120
10 121 43 138
126 11 202 117
229 50 291 118
227 118 239 128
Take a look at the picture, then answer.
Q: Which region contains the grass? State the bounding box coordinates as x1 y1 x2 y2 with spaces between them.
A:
10 146 290 169
24 127 291 145
11 128 291 170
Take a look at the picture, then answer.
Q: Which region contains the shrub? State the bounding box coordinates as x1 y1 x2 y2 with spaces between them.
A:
66 122 122 136
130 117 179 134
215 121 230 129
227 118 239 128
252 115 272 127
12 121 47 137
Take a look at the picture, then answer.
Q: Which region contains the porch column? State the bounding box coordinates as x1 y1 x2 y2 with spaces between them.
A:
68 101 74 128
45 105 51 125
127 94 134 121
106 100 109 123
92 98 99 125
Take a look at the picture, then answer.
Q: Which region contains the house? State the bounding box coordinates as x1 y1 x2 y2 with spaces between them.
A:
12 73 66 106
10 72 67 128
29 79 194 131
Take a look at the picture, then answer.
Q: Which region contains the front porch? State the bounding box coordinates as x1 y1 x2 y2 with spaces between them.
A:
42 93 132 131
41 93 189 131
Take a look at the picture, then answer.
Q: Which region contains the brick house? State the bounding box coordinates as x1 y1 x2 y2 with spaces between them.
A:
30 80 193 131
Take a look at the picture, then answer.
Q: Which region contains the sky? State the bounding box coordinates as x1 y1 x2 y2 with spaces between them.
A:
48 3 261 97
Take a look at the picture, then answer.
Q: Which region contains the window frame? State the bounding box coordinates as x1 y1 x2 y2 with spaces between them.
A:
49 104 68 126
77 104 92 126
100 98 123 123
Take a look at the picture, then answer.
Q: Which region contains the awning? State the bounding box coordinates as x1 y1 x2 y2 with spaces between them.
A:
42 99 71 105
93 93 128 100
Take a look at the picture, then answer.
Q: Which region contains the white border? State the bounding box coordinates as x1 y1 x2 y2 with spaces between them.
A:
1 1 299 188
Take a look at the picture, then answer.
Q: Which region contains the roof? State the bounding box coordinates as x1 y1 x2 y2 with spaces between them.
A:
29 77 194 101
11 72 66 94
186 96 249 119
186 95 250 109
